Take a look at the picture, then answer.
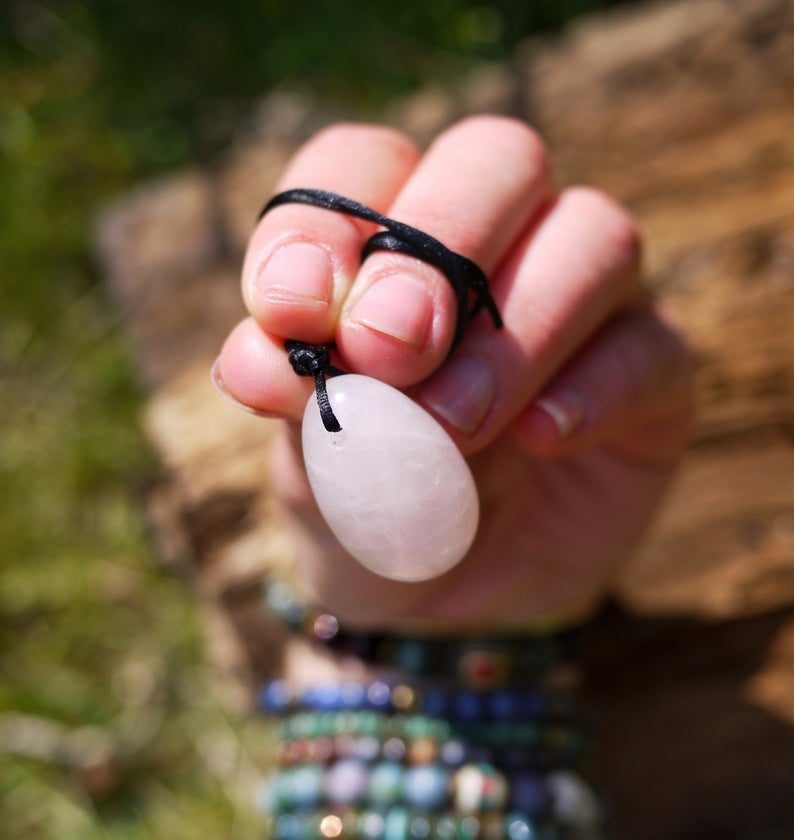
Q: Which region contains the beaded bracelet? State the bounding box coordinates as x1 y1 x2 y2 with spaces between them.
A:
256 580 606 839
264 580 582 691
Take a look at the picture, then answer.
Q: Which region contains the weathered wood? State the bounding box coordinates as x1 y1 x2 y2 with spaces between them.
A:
97 0 794 835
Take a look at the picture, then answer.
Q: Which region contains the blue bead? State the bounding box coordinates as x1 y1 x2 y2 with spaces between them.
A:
368 762 405 807
421 687 449 718
509 772 548 815
259 679 294 713
303 683 342 711
504 814 537 840
440 738 467 767
274 813 301 840
339 681 367 709
367 681 392 710
452 691 483 722
403 764 450 810
487 689 520 720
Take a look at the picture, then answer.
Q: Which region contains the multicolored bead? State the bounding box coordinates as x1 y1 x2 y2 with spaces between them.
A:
453 763 508 813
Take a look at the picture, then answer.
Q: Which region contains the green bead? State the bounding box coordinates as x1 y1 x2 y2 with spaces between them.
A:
333 711 357 735
404 715 436 739
385 807 411 840
457 816 480 840
368 762 405 807
434 816 457 840
290 764 324 810
408 815 432 839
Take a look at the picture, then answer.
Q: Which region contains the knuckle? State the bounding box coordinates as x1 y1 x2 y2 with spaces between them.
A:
440 115 550 178
563 186 642 273
307 122 419 164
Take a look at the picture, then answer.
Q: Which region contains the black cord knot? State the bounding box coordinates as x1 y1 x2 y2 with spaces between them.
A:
286 340 331 378
285 340 341 433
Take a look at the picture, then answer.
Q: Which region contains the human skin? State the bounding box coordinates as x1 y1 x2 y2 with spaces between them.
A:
214 116 693 633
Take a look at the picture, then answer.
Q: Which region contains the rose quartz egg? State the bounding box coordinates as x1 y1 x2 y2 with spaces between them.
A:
301 375 478 582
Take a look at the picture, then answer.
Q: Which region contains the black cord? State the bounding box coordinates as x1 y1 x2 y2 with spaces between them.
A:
260 189 503 432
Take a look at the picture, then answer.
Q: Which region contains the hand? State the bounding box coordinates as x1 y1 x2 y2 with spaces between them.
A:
215 117 693 630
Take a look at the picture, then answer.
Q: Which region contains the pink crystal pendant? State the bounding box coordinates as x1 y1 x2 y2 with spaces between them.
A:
301 375 479 582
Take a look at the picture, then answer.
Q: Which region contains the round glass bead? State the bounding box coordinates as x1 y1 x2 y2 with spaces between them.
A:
458 816 480 839
409 816 432 839
360 812 386 840
391 684 417 712
420 687 449 718
384 806 410 840
404 764 450 811
368 761 405 807
290 764 325 810
324 758 369 806
334 733 357 759
310 737 334 763
356 734 382 762
275 813 302 840
382 737 407 762
320 814 344 839
367 681 392 711
434 816 457 840
303 684 343 711
407 736 439 765
440 739 467 767
339 682 367 709
403 716 434 740
265 580 307 625
356 710 386 736
509 772 548 815
452 691 483 722
313 613 339 640
453 763 508 813
546 771 601 828
260 679 295 713
504 814 535 840
487 689 520 720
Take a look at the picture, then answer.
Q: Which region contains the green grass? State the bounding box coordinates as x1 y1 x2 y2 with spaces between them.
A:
0 1 633 835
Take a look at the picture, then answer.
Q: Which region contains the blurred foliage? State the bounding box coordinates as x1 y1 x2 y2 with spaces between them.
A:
0 0 633 836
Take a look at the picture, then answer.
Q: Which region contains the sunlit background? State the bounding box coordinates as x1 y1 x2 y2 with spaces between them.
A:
0 2 635 837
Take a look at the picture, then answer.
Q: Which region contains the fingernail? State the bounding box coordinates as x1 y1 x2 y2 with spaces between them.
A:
533 390 584 437
420 355 496 435
258 242 333 306
349 273 432 348
210 357 277 418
